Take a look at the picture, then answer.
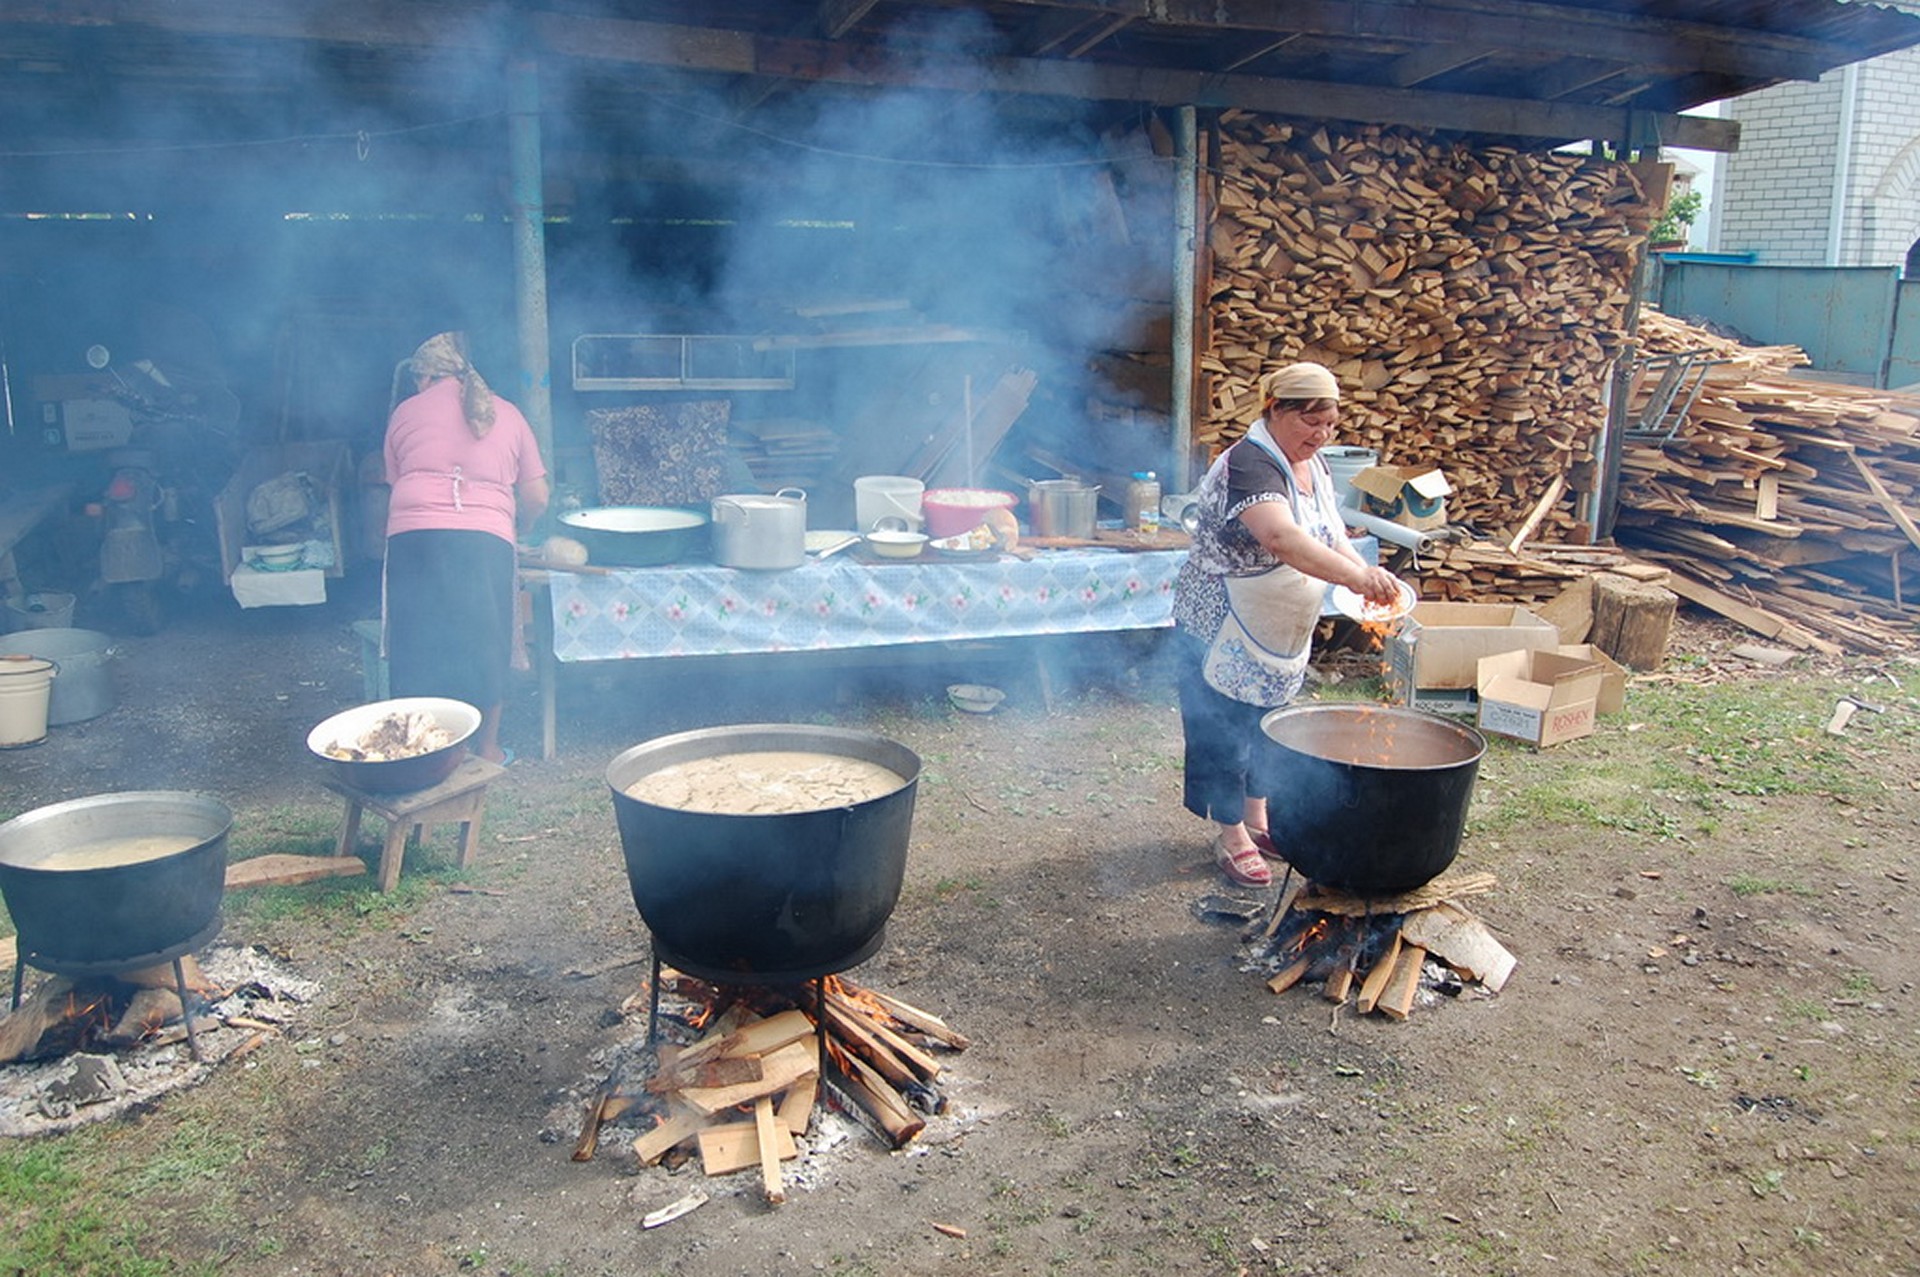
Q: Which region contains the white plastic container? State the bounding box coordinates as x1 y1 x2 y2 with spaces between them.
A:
854 476 924 532
1322 446 1378 509
0 654 55 748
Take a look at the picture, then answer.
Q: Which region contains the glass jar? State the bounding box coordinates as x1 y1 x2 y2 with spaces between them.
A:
1126 472 1162 532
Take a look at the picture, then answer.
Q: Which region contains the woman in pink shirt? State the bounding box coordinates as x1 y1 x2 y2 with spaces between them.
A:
384 332 549 765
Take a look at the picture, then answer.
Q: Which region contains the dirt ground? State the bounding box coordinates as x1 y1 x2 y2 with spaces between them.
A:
2 574 1918 1277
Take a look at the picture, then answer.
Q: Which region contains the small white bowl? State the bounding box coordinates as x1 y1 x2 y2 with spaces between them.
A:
865 529 929 559
947 683 1006 714
249 544 304 571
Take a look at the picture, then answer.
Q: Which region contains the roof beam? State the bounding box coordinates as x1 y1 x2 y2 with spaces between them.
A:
551 18 1742 150
1386 43 1496 89
987 0 1880 82
0 1 1745 149
816 0 882 41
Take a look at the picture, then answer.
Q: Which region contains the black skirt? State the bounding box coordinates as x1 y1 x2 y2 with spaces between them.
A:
384 529 516 711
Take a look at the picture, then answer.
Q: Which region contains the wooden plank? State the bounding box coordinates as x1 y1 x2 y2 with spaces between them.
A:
1506 474 1566 555
695 1115 797 1176
754 1096 787 1204
1355 933 1402 1015
633 1111 706 1165
678 1007 816 1068
1846 453 1920 555
777 1076 817 1136
677 1040 819 1116
225 854 367 890
1379 943 1428 1020
1399 902 1518 992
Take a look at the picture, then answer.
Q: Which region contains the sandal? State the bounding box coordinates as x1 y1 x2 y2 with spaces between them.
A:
1213 835 1273 888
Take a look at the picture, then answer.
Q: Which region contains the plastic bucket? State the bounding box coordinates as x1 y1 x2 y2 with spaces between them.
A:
5 592 75 632
0 654 55 748
0 629 115 725
854 476 924 532
1322 446 1378 509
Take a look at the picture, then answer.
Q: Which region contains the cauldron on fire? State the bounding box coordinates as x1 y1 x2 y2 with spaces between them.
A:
0 790 231 1059
606 724 920 984
1257 704 1485 896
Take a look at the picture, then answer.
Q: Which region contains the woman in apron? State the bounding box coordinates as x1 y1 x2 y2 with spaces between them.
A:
1170 362 1400 887
384 332 549 766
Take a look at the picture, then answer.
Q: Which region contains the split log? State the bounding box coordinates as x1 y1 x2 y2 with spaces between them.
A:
1355 934 1403 1016
754 1096 787 1204
864 988 972 1051
633 1111 705 1165
1379 944 1428 1021
1398 902 1518 993
829 1053 926 1148
0 975 76 1063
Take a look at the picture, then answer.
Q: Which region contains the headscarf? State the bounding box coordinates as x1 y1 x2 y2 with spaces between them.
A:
1259 361 1341 407
409 331 497 437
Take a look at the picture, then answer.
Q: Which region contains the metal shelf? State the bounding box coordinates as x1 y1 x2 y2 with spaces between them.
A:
570 334 796 392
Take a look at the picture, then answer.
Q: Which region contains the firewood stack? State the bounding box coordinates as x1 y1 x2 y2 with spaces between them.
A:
1201 112 1656 546
1254 871 1516 1019
595 972 968 1204
1611 310 1920 653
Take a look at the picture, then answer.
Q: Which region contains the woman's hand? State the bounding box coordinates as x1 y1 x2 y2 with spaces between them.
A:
1352 565 1401 606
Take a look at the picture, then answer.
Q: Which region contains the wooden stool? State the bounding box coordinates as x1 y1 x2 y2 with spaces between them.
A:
324 755 507 892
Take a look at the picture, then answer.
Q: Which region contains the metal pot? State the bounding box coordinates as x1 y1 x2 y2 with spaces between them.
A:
558 506 709 567
1027 479 1100 539
306 697 482 794
606 723 920 983
0 790 230 971
711 488 806 570
1257 704 1484 896
0 628 117 724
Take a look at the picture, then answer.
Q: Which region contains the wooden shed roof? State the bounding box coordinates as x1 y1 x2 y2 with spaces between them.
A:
4 0 1920 184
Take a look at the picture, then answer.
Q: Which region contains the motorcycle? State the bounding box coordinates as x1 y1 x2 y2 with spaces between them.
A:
85 346 238 634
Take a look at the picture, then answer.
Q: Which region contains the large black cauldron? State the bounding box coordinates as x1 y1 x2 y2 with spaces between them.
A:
1258 704 1484 896
0 790 230 972
607 724 920 984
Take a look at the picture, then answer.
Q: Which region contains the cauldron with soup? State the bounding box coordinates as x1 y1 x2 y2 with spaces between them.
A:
0 791 231 971
606 724 921 983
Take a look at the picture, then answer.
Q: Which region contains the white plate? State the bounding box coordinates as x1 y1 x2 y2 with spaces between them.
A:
1330 577 1417 624
805 530 860 553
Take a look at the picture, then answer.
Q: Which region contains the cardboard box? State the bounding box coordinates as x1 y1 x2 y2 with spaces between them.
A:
1557 643 1628 714
1387 602 1561 690
215 441 353 586
1476 649 1607 747
1350 465 1452 531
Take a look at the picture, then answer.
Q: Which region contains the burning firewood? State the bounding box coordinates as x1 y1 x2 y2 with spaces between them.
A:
596 969 966 1198
1250 870 1517 1019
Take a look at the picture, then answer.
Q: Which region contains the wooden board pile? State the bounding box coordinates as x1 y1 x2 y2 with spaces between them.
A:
1614 310 1920 654
1253 871 1516 1020
1200 112 1655 540
593 973 968 1205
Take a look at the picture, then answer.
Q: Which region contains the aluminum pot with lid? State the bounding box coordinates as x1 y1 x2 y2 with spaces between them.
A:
711 488 807 570
1027 479 1100 539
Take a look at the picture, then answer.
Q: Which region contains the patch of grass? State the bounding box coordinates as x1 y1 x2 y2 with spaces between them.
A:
1727 874 1813 898
0 1119 248 1277
1840 971 1878 998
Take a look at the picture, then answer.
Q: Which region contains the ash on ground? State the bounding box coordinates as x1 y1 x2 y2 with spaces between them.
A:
0 945 316 1137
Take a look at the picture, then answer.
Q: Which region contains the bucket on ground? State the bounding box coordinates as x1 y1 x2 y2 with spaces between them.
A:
854 476 925 532
5 592 76 632
0 628 115 725
1322 447 1378 510
0 654 55 748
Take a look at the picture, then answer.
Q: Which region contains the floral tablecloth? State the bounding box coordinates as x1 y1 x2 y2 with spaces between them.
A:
546 548 1187 661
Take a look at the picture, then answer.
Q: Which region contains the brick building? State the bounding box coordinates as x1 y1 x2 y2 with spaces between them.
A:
1710 2 1920 270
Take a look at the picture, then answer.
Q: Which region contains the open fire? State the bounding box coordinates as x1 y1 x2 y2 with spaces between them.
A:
1249 869 1516 1019
573 968 967 1204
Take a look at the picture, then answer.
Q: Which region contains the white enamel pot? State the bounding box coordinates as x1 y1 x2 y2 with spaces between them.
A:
711 488 807 570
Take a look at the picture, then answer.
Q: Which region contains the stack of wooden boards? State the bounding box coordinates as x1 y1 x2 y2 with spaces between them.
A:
1608 311 1920 654
1200 111 1656 542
